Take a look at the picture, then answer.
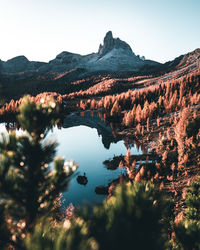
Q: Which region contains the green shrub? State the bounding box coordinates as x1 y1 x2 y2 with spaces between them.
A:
174 178 200 250
0 97 77 248
25 218 98 250
79 182 173 250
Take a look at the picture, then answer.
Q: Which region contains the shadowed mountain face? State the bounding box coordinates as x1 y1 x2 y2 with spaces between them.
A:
63 111 122 149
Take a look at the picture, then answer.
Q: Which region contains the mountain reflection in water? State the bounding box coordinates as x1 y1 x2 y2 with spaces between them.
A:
63 111 122 149
0 112 142 206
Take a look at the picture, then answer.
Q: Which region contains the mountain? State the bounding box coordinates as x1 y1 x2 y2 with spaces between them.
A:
1 56 46 74
1 32 199 77
0 31 159 75
45 31 156 73
0 31 199 101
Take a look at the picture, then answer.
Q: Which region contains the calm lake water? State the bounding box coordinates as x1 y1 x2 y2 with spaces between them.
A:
0 113 142 206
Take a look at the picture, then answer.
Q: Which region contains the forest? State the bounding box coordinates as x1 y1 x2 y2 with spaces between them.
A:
0 64 199 249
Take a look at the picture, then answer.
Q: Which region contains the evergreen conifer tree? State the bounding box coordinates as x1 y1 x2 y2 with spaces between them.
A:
0 97 77 248
25 217 98 250
174 178 200 250
78 182 173 250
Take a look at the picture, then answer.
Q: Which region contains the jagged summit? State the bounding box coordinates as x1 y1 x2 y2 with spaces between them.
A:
1 31 199 77
0 31 155 74
98 31 133 57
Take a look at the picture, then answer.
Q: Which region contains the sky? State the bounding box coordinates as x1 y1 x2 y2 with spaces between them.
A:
0 0 199 63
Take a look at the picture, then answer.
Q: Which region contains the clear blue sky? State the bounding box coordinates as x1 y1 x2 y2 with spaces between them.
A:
0 0 199 63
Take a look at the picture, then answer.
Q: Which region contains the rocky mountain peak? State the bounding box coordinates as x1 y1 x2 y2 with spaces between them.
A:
104 31 114 45
98 31 133 57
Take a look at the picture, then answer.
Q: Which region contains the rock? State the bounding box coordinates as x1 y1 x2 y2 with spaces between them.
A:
98 31 133 57
77 173 88 186
95 185 108 195
98 31 115 56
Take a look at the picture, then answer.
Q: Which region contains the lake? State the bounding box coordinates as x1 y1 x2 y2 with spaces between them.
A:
0 112 142 206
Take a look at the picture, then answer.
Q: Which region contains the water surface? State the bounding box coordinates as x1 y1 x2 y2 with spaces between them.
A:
50 125 141 206
0 114 141 206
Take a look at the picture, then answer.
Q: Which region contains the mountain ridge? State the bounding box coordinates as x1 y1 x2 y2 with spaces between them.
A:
1 31 199 77
0 31 158 75
0 31 199 102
